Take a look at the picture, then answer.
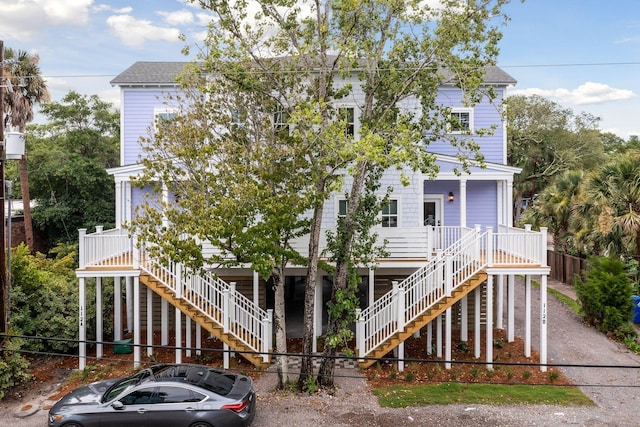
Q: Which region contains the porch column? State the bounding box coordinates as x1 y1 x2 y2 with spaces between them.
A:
175 307 183 364
96 277 103 359
486 275 494 370
460 179 467 227
161 299 169 346
313 271 323 353
445 307 452 369
126 277 133 333
474 286 481 359
436 314 442 358
496 275 504 329
123 181 132 225
368 268 375 307
525 275 531 357
507 274 515 342
460 295 468 342
114 179 122 228
133 276 141 369
114 276 122 341
196 323 202 356
79 277 87 370
162 184 169 228
186 317 192 358
147 287 153 357
426 322 433 355
397 342 405 372
506 178 514 227
540 274 548 372
253 271 260 306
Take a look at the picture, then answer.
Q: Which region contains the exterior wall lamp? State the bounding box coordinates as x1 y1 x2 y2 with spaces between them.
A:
448 192 454 202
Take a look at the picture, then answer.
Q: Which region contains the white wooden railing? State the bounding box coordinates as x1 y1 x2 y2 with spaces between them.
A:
78 227 273 363
355 225 548 361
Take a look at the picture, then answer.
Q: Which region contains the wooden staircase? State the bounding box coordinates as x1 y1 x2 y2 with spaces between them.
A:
140 272 271 369
358 271 488 369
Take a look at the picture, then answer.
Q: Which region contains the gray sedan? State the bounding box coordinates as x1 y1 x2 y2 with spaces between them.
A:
48 363 255 427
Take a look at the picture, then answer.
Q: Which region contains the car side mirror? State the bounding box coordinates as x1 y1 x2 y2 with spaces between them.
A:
112 401 125 410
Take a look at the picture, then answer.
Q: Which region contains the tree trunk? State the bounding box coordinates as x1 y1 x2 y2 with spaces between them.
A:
297 201 324 391
272 267 289 389
317 164 367 388
18 157 33 252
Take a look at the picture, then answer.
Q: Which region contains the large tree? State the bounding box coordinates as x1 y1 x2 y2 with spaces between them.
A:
134 0 513 389
505 94 606 222
27 91 119 249
2 47 50 251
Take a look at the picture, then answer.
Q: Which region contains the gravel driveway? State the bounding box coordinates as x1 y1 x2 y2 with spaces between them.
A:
5 277 640 426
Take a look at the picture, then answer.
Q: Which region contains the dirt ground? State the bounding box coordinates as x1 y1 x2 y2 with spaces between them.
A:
4 277 640 426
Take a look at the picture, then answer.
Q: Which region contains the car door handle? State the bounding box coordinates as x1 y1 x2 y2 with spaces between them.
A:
185 407 195 412
137 408 147 414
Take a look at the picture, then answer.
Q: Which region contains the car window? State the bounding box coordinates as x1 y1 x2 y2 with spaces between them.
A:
151 386 204 404
120 388 155 405
102 369 154 403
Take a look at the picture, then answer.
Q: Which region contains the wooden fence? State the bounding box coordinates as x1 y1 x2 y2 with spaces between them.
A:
547 250 588 285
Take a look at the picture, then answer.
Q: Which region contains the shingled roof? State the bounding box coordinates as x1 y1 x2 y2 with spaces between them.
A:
111 61 516 86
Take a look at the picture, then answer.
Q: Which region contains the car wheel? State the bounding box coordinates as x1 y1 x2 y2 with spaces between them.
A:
62 423 84 427
189 423 213 427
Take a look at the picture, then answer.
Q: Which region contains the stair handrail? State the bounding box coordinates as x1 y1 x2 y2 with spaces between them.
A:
356 227 486 361
138 245 272 363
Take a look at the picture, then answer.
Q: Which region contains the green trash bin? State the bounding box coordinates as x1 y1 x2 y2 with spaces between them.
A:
114 339 133 354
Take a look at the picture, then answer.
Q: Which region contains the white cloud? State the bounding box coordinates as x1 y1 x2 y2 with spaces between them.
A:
106 14 182 48
158 10 194 26
511 82 636 105
0 0 93 40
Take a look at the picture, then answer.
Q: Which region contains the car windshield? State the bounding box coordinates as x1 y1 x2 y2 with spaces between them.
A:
101 368 154 403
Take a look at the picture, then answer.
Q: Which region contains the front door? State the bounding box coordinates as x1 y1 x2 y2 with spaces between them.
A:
423 195 443 227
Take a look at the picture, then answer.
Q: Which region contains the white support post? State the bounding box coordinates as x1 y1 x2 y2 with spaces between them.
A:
507 274 515 342
393 281 405 331
96 277 103 359
486 226 494 266
186 316 192 358
223 343 230 369
486 275 494 371
114 276 122 341
133 277 141 369
445 307 452 370
540 274 548 372
175 307 182 364
496 275 504 330
253 271 260 307
196 323 202 356
525 275 531 358
126 277 133 333
460 295 468 342
368 268 375 307
426 322 433 355
474 286 481 359
397 342 405 372
161 299 169 346
79 277 86 370
436 314 442 358
147 287 153 357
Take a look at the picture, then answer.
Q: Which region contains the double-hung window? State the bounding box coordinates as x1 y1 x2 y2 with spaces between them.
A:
381 200 398 228
449 108 473 134
273 109 290 135
338 107 355 137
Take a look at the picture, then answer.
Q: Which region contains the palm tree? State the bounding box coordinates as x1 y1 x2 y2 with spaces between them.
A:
3 47 50 251
583 152 640 259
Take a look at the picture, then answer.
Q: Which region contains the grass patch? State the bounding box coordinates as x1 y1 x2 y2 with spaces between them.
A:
373 383 594 408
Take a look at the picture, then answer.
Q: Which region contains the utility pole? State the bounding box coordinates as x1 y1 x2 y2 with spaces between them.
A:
0 40 7 333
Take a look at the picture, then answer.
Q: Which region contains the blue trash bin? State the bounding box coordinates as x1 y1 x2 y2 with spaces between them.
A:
632 296 640 323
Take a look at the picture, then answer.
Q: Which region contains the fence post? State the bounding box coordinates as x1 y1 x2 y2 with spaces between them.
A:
445 254 453 296
262 309 273 363
79 229 87 269
355 308 363 362
176 263 182 298
229 282 236 333
393 281 405 331
132 235 140 269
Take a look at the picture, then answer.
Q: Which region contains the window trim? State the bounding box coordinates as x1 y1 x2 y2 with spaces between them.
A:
380 198 400 228
448 107 473 134
154 107 178 133
335 104 359 140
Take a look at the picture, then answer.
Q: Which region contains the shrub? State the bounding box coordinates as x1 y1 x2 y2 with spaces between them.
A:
0 338 31 400
575 256 635 339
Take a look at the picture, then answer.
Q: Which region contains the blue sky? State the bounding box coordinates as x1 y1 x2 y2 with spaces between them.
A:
1 0 640 138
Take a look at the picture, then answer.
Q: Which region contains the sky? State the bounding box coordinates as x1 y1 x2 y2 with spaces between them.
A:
1 0 640 138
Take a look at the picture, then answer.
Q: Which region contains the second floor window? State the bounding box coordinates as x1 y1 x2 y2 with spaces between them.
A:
274 109 290 134
338 107 355 137
449 108 473 134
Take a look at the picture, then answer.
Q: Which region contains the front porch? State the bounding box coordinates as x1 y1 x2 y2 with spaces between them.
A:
76 224 550 372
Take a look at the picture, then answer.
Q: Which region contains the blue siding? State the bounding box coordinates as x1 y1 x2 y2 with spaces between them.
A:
467 181 497 230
